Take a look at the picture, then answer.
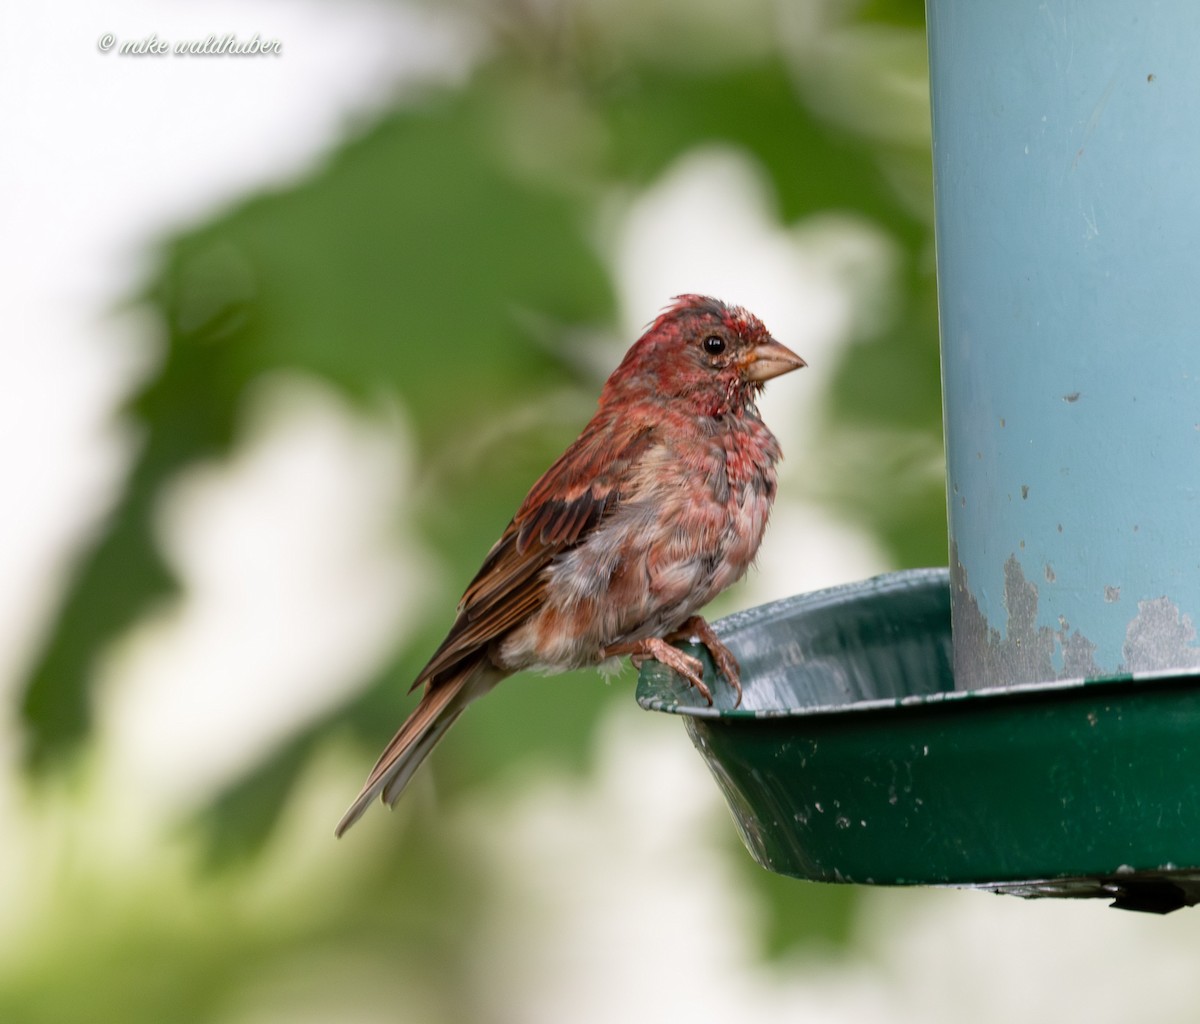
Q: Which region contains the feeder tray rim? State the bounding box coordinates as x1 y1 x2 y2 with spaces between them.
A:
637 567 1200 720
636 664 1200 720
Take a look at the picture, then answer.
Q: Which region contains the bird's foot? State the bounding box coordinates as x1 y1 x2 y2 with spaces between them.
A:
629 638 713 706
666 615 743 708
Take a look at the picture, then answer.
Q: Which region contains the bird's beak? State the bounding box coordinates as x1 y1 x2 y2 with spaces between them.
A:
739 339 807 382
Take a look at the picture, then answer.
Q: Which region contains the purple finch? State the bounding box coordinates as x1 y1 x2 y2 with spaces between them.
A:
336 295 805 835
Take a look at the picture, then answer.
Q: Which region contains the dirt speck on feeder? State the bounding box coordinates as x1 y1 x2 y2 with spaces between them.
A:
1045 564 1056 583
1105 585 1121 603
1063 391 1082 403
1021 484 1030 499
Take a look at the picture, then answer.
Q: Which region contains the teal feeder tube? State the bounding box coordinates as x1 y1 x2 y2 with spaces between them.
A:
928 1 1200 690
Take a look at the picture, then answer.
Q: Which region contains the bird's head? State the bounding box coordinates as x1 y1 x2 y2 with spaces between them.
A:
603 295 806 418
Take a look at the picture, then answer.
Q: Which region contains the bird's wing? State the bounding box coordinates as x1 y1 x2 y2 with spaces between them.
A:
412 417 658 689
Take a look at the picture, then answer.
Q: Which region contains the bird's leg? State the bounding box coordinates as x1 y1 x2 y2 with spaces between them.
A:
664 615 743 708
607 637 713 705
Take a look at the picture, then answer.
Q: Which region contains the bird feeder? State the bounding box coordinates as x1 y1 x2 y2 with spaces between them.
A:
637 0 1200 911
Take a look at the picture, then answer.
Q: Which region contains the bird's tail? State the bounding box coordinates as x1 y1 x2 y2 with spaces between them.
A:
335 660 500 837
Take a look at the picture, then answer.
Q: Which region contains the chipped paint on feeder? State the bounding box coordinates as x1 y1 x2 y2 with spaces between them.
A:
927 0 1200 689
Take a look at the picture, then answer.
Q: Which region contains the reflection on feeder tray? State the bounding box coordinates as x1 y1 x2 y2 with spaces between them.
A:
636 569 1200 914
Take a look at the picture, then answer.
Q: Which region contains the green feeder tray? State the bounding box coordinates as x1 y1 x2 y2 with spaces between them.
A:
636 568 1200 913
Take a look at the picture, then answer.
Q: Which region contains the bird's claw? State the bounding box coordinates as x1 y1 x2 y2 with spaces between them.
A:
669 615 743 708
629 615 745 708
631 639 713 705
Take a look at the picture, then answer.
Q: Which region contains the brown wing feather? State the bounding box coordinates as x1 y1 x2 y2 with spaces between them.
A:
410 419 657 692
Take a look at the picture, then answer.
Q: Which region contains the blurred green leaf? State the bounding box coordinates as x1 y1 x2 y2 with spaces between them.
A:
743 862 864 958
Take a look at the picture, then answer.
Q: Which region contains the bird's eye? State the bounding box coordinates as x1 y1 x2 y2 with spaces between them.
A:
703 335 726 355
